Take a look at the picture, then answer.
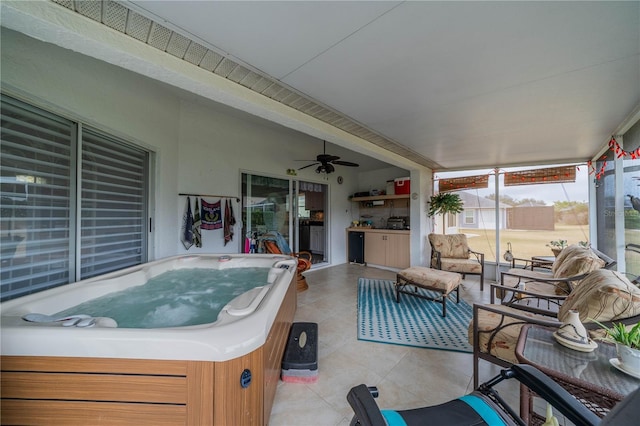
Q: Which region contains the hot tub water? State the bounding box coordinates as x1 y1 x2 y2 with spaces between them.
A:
54 267 270 328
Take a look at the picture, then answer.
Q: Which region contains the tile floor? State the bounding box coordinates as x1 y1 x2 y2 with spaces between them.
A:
268 263 522 425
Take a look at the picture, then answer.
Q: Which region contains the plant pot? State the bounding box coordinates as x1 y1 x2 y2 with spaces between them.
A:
551 248 562 257
616 343 640 375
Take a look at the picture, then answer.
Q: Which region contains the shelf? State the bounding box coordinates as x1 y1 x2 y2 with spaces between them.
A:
350 194 409 202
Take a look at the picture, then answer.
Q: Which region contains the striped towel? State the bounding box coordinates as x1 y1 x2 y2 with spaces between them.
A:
180 197 194 250
224 199 236 245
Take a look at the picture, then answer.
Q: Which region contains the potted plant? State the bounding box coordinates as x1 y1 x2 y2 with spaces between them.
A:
594 321 640 375
427 192 464 234
546 239 568 257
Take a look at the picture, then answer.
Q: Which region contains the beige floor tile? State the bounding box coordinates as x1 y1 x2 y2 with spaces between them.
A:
269 264 520 425
269 383 344 426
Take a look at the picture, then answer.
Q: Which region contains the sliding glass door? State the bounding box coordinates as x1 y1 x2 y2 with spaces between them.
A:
241 174 291 252
241 173 328 265
297 181 327 264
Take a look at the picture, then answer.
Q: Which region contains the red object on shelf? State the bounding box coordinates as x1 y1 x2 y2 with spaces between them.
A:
394 177 410 194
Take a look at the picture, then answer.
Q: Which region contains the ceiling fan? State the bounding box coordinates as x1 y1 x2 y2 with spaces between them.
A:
297 141 359 174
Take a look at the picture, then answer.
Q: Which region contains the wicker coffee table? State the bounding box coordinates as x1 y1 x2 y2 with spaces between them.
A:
515 325 639 425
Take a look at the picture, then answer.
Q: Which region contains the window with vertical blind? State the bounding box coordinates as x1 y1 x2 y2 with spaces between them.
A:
1 95 149 301
80 129 148 279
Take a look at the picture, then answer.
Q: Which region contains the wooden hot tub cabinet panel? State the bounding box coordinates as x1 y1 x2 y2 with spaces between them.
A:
1 273 297 425
1 356 207 425
214 347 264 426
263 274 297 421
1 400 187 426
1 371 187 403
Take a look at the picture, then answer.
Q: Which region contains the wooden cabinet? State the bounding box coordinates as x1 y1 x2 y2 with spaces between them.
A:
363 231 410 269
305 192 324 211
364 233 387 266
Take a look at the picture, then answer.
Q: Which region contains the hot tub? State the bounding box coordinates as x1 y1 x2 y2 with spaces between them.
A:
1 254 298 425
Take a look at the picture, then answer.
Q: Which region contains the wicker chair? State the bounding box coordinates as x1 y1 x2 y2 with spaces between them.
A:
260 232 312 292
428 233 485 290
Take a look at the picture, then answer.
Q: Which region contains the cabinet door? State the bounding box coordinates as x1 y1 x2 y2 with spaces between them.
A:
387 234 410 269
364 233 386 266
305 192 323 211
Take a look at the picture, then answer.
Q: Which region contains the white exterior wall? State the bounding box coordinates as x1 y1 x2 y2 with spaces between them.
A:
1 27 406 265
0 0 431 268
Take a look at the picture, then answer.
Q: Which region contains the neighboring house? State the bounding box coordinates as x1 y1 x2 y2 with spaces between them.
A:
453 191 555 231
440 191 510 232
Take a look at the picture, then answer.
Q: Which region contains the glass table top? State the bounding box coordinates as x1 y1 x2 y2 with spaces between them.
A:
518 325 639 397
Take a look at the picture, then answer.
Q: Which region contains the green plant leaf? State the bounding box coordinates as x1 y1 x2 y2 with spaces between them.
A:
589 319 640 349
427 192 464 217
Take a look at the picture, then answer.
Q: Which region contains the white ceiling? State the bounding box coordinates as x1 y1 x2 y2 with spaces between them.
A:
125 1 640 171
8 1 640 172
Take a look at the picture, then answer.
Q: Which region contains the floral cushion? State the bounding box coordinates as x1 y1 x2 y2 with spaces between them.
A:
553 248 604 279
551 246 605 295
558 269 640 324
428 233 469 259
397 267 461 294
551 244 583 275
439 258 483 274
468 305 551 364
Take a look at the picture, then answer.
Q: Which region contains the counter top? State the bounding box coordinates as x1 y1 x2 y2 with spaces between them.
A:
346 227 409 234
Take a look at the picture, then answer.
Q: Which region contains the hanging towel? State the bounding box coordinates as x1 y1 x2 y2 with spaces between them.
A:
181 197 194 250
201 199 222 230
193 198 202 248
224 199 236 245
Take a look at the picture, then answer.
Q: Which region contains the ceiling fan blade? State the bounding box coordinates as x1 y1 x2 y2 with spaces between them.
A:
318 154 340 162
298 162 319 170
333 160 359 167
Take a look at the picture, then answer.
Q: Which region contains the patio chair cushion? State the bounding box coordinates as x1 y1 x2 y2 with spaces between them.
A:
468 305 552 364
551 246 606 294
558 269 640 330
397 267 462 295
439 258 483 274
551 244 584 275
551 245 600 276
553 247 605 278
428 233 469 259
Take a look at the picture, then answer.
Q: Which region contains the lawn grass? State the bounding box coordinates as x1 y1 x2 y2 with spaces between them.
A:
460 225 590 263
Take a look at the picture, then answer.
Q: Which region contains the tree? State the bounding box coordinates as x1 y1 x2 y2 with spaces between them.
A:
486 193 517 206
514 198 547 207
553 201 589 225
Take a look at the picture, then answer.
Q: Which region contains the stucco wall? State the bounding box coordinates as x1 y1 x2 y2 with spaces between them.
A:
1 28 363 264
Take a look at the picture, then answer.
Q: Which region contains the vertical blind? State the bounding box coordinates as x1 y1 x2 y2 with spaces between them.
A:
0 95 149 301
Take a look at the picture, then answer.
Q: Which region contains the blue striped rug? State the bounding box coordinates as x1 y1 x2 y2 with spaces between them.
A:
357 278 473 353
